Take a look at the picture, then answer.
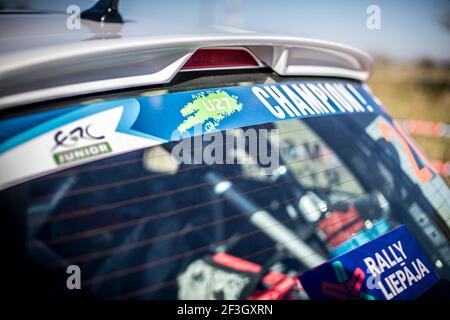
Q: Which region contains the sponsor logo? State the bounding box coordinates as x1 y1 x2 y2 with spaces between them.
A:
322 261 375 300
299 225 439 300
177 90 243 133
52 124 112 166
53 141 112 165
53 124 104 150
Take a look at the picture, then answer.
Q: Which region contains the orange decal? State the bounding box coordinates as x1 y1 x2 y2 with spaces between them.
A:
378 121 433 184
393 120 436 173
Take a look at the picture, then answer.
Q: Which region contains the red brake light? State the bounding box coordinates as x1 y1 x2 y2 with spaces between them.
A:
181 48 260 70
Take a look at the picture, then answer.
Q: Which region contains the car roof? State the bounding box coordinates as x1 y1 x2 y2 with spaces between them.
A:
0 11 240 55
0 11 373 110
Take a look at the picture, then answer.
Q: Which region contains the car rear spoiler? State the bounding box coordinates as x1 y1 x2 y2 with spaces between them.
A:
0 34 373 110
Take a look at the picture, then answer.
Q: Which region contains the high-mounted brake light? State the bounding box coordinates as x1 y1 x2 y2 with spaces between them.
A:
181 48 260 70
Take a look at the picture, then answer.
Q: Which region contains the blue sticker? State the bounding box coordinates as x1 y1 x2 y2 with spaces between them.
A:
0 81 384 154
299 225 439 300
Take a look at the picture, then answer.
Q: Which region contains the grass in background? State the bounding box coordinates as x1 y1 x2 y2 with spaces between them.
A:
368 61 450 183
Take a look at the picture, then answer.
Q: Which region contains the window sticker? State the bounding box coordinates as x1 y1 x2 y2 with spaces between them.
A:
0 81 383 190
299 225 439 300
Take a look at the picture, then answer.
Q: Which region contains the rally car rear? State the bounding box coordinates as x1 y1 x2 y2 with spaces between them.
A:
0 32 449 300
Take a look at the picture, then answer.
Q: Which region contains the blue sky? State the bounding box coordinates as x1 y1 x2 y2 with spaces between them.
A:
2 0 449 62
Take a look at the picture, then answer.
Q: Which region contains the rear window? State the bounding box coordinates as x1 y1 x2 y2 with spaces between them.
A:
1 72 449 299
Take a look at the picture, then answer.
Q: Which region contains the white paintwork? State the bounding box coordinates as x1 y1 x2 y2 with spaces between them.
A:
0 12 373 109
0 105 161 191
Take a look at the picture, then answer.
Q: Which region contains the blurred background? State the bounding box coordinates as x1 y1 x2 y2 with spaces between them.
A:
1 0 449 181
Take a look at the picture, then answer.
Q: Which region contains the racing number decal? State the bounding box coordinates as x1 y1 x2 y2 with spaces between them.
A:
378 120 434 184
